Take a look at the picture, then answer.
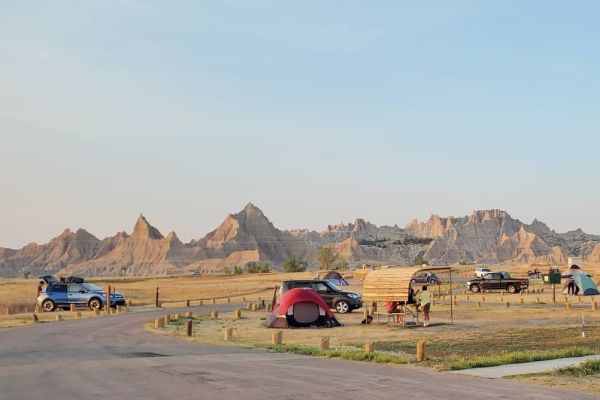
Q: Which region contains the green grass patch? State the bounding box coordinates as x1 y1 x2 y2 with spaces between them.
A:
551 359 600 377
253 343 409 364
441 347 597 371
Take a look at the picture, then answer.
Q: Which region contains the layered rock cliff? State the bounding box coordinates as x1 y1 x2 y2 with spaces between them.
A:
1 205 598 277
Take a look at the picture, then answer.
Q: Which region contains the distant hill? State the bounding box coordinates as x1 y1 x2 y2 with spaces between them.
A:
1 204 599 277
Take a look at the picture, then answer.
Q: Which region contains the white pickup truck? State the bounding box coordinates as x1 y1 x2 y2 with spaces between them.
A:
474 267 492 278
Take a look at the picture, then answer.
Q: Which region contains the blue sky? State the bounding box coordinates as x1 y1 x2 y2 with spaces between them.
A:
1 1 599 248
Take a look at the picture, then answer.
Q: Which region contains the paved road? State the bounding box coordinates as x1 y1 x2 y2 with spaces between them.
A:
0 305 593 400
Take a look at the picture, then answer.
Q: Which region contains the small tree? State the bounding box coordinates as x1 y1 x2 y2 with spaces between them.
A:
317 247 338 270
283 258 308 273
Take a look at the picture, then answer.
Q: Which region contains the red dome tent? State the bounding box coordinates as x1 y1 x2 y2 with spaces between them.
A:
266 288 341 328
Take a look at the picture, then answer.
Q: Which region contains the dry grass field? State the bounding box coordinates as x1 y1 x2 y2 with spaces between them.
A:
0 271 316 317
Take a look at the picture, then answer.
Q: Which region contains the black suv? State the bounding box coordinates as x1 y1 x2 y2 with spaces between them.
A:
280 280 362 313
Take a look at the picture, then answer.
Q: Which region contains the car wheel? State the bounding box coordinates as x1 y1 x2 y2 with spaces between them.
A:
470 284 481 293
507 284 517 294
88 297 103 310
335 300 350 314
41 299 55 312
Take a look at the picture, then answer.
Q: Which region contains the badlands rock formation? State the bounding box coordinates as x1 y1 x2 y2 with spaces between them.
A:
405 209 597 265
0 228 102 277
188 202 311 270
1 205 599 277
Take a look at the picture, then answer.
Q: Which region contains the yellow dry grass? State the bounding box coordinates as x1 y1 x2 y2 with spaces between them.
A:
0 272 316 315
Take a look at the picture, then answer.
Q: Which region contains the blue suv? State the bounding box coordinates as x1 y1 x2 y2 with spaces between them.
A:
37 276 126 312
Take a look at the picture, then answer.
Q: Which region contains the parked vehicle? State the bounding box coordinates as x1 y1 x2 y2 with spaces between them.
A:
466 272 529 294
280 280 362 313
410 272 439 285
37 276 126 312
474 267 492 278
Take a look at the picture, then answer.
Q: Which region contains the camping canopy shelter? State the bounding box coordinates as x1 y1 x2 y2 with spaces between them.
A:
363 266 454 323
323 270 349 286
266 288 341 328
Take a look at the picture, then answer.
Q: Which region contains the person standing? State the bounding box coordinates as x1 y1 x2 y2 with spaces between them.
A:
36 280 44 297
567 277 575 295
418 285 432 327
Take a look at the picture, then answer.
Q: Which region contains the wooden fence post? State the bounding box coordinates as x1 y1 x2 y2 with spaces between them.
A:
155 318 163 329
272 331 283 345
592 302 597 311
364 341 374 353
155 287 160 308
55 314 62 321
235 309 242 319
70 303 76 312
212 298 216 304
416 338 426 362
186 300 190 307
224 327 233 341
185 311 193 318
320 337 330 351
164 314 171 325
32 313 39 323
106 285 112 314
185 320 192 336
211 310 218 319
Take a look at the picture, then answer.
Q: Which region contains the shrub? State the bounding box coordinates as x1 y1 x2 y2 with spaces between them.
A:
332 259 349 271
282 258 308 273
413 256 429 266
232 266 243 275
245 262 271 274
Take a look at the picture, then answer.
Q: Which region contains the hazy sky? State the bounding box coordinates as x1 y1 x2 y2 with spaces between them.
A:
1 1 600 248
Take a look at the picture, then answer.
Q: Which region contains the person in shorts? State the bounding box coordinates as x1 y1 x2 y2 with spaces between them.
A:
418 285 432 327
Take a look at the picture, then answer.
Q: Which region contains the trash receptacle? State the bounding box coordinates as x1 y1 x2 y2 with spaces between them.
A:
543 271 561 284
